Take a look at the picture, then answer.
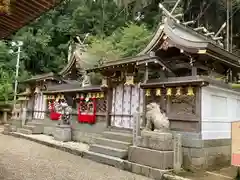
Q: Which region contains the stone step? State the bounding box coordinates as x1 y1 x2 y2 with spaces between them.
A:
23 125 35 130
83 150 124 169
17 128 32 135
108 127 132 134
23 125 42 134
124 161 172 179
26 122 44 134
128 146 174 169
102 131 132 143
10 125 17 132
95 137 131 150
89 144 128 159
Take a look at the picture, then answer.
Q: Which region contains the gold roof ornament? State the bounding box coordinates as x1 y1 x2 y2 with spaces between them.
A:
156 88 161 96
167 88 172 96
124 75 134 86
187 87 194 96
176 87 182 96
145 89 151 97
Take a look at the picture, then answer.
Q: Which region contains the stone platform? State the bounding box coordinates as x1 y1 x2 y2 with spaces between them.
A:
128 130 174 171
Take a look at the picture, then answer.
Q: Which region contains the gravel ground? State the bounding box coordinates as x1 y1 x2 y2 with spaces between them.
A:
0 134 151 180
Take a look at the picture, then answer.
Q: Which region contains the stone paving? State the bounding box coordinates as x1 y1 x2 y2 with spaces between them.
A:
0 133 152 180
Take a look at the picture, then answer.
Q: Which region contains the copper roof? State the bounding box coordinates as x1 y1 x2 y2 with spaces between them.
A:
0 0 62 39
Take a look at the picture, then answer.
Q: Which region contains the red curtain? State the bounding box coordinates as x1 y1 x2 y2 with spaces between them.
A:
78 98 97 124
49 102 61 121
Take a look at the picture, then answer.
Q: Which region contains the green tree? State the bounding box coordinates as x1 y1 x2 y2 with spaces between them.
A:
0 68 13 103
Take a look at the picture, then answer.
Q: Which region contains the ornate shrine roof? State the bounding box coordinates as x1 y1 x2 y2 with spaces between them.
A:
88 18 240 71
0 0 62 39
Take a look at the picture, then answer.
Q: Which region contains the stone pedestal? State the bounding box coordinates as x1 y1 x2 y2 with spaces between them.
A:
3 124 11 134
54 125 72 142
128 130 174 170
137 130 173 151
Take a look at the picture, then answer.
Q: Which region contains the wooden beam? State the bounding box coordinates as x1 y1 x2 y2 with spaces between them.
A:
191 66 197 76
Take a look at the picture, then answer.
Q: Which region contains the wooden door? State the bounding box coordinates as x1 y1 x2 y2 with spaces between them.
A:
33 92 46 120
110 84 143 129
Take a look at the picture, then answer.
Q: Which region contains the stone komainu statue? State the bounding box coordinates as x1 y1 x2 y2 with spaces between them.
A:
145 102 169 132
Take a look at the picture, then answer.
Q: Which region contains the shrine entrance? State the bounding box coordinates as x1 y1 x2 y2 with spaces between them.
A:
110 84 144 129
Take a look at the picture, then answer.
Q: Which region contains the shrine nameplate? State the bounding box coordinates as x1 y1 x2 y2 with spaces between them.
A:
231 121 240 166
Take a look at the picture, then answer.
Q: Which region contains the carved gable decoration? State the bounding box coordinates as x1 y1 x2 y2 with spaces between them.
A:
81 73 91 87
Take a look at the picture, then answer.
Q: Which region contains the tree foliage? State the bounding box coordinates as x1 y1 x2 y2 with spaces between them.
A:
1 0 240 100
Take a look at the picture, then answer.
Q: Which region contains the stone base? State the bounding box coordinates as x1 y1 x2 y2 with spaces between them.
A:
137 130 173 151
54 125 72 142
128 146 173 169
3 124 11 134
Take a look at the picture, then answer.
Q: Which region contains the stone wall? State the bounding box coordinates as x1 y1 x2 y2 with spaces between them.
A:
38 113 106 144
175 131 231 171
71 114 106 144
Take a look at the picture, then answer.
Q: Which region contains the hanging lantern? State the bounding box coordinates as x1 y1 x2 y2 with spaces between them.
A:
89 93 92 98
100 92 104 98
145 89 151 96
156 88 161 96
187 87 194 96
56 94 61 101
96 93 100 99
92 93 96 98
125 75 134 86
101 78 108 88
76 93 80 99
60 94 65 100
176 87 182 96
167 88 172 96
80 93 85 100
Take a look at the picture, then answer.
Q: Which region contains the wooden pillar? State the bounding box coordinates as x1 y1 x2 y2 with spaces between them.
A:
191 66 197 76
142 63 149 126
105 78 113 128
195 87 202 133
144 63 149 83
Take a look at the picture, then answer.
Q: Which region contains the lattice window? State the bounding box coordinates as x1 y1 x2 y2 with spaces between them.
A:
96 99 107 113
